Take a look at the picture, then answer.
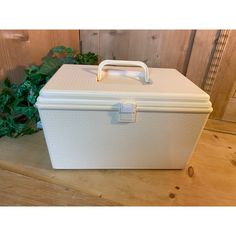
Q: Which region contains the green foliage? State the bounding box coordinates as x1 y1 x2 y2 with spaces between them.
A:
0 46 98 138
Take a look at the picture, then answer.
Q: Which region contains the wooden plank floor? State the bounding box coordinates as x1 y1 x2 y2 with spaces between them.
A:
0 119 236 206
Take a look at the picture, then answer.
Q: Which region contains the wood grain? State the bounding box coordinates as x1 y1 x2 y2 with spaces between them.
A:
80 30 193 73
222 98 236 122
186 30 219 87
221 47 236 122
0 120 236 206
204 30 230 94
209 30 236 119
27 30 79 65
80 30 99 54
0 30 31 82
0 30 80 83
205 118 236 134
0 168 118 206
2 29 236 121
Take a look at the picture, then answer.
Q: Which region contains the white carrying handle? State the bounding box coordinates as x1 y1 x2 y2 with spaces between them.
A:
97 60 150 83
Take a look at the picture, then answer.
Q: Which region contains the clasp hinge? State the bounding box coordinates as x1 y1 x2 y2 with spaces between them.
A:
119 102 136 123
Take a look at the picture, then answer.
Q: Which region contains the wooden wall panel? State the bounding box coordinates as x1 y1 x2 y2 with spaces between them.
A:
0 30 80 83
99 30 131 61
1 29 236 122
0 30 31 82
127 30 161 66
209 30 236 119
186 30 219 87
203 30 230 94
80 29 236 122
27 30 79 65
80 30 99 54
80 30 194 74
80 30 221 87
222 50 236 122
156 30 194 73
222 98 236 122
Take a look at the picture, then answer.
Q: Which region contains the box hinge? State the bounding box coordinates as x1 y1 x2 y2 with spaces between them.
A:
119 102 137 123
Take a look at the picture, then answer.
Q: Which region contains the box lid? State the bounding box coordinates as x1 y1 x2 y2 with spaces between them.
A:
36 61 212 113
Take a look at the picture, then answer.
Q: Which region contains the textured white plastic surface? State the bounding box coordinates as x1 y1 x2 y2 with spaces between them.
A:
36 61 212 169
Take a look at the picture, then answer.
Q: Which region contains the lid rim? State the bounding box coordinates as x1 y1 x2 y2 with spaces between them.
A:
40 89 210 102
36 96 212 111
36 103 213 113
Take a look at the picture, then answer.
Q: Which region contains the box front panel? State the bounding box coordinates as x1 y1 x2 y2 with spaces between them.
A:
39 109 209 169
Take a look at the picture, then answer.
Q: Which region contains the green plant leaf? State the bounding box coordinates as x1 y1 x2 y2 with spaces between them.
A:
60 56 77 64
14 106 37 119
0 45 98 138
66 47 74 53
76 52 98 65
25 65 39 75
27 93 37 104
0 93 11 112
2 78 11 89
0 119 9 137
38 57 63 75
51 45 66 53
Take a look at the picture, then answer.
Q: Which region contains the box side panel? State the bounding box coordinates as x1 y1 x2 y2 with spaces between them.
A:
38 109 209 169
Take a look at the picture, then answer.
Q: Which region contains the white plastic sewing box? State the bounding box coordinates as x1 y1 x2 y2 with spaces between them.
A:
36 60 212 169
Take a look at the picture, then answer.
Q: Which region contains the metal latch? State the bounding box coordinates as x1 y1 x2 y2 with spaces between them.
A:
119 102 136 123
